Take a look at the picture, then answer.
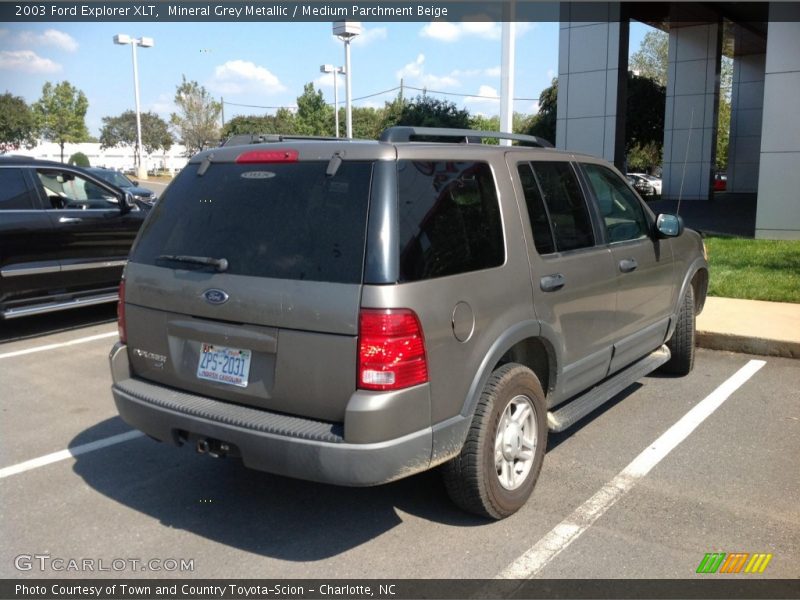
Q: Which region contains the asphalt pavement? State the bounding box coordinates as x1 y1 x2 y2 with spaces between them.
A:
1 308 797 582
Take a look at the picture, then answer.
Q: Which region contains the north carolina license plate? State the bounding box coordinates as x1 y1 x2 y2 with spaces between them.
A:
196 344 251 388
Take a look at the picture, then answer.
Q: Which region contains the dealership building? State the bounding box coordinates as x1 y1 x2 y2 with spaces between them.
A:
556 3 800 239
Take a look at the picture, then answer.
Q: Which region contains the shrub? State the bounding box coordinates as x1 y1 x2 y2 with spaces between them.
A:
68 152 90 167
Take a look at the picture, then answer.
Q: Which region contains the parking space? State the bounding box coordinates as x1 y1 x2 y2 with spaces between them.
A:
1 316 798 580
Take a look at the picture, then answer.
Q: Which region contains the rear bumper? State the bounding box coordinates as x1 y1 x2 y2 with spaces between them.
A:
109 343 433 487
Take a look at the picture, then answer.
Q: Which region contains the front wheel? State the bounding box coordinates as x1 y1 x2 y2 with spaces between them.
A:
442 363 547 519
662 285 696 375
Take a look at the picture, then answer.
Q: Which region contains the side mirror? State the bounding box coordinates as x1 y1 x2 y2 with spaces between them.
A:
655 213 684 238
132 180 139 186
121 191 135 214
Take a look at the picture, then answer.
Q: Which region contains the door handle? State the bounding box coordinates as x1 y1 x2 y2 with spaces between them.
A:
619 258 638 273
540 273 566 292
59 217 82 224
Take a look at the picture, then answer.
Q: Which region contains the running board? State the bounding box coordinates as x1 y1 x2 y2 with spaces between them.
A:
547 345 671 432
2 293 118 319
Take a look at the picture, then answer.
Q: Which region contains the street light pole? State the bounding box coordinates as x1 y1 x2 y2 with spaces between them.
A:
130 40 144 176
320 64 344 138
333 21 361 139
114 34 153 180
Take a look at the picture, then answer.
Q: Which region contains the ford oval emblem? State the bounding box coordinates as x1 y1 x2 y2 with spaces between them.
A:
203 289 229 305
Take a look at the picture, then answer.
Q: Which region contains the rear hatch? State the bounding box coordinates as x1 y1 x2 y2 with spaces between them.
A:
123 148 376 423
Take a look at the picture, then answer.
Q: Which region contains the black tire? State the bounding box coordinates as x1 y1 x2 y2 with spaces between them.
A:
662 285 696 375
442 363 547 520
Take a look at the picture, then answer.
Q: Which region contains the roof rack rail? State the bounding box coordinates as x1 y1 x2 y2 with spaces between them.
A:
378 126 554 148
221 133 343 146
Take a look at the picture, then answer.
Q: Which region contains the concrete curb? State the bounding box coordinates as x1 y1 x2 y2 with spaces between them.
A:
697 331 800 359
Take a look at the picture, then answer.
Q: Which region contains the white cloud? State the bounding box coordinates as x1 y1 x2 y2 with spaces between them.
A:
396 54 459 90
149 93 176 117
16 29 78 52
464 84 500 105
420 22 461 42
208 60 286 95
421 21 501 42
0 50 60 73
351 26 387 46
485 66 501 77
314 70 346 90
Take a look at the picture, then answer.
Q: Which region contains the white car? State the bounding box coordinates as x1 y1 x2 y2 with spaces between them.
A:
631 173 662 195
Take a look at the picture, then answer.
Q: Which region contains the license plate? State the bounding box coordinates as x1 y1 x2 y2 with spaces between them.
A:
196 344 251 388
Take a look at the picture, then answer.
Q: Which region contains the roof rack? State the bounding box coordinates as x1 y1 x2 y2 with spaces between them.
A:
378 126 554 148
221 133 342 146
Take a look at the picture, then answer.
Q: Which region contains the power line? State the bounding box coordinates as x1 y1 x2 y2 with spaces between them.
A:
220 84 538 114
403 85 539 102
222 100 294 110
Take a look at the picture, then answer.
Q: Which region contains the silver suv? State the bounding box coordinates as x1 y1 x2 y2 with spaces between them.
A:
110 127 708 519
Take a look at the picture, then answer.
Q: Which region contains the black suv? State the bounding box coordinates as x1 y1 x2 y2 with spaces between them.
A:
0 156 149 320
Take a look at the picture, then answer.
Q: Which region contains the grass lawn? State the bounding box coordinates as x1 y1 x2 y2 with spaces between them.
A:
705 236 800 304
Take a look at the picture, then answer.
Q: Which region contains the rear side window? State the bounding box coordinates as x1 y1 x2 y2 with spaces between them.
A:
0 168 35 210
397 160 504 282
130 161 373 284
524 161 595 253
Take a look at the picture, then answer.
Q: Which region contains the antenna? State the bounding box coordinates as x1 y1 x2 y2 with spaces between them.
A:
675 107 694 217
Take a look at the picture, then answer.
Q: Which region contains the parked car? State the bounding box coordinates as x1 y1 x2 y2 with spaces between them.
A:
86 167 158 207
110 127 708 519
627 173 655 196
0 156 149 320
714 172 727 192
634 173 662 195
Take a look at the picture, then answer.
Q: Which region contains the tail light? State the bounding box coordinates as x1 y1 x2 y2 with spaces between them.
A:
358 309 428 391
117 279 127 344
236 149 299 163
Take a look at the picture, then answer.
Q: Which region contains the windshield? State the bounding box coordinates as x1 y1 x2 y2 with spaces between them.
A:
130 161 373 284
92 170 133 188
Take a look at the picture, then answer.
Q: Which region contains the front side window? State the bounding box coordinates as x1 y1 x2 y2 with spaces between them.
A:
0 168 35 210
583 163 650 243
526 161 595 252
397 160 504 282
36 170 119 210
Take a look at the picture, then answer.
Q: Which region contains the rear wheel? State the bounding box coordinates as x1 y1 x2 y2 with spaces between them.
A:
442 363 547 519
663 285 696 375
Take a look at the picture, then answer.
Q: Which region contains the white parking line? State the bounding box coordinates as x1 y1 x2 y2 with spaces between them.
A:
497 359 766 580
0 331 117 360
0 430 145 479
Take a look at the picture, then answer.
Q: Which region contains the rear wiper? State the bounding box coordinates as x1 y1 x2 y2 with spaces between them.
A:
157 254 229 272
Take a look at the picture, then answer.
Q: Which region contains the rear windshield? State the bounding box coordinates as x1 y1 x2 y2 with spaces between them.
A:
130 161 373 284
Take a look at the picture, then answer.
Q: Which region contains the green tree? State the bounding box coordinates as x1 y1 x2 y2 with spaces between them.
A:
0 93 37 153
221 115 272 138
220 110 298 140
379 91 408 132
33 81 90 162
68 152 90 167
100 110 173 165
351 107 384 139
717 95 731 171
524 78 558 143
626 74 666 161
295 83 333 136
630 30 669 86
397 95 471 129
170 76 222 156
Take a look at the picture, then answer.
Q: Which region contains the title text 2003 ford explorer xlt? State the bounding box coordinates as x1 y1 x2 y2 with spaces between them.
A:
110 127 708 519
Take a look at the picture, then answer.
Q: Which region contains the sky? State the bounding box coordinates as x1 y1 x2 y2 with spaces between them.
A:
0 19 651 137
